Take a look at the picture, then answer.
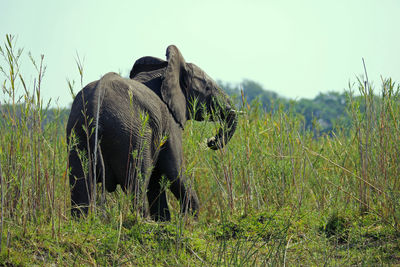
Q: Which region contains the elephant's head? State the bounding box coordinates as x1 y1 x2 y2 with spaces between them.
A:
130 45 237 150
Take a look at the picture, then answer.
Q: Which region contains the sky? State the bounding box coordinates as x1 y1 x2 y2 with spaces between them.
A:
1 0 399 107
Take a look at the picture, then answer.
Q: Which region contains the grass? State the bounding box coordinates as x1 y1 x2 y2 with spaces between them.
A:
1 34 400 265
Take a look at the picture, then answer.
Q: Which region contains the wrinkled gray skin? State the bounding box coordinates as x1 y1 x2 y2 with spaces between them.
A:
67 45 237 221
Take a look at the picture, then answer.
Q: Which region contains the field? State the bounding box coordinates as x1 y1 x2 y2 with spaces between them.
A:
1 35 400 265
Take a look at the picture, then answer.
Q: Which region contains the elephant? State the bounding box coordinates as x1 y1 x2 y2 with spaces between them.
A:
66 45 238 221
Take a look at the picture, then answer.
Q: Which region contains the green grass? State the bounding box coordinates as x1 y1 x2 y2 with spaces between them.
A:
1 34 400 265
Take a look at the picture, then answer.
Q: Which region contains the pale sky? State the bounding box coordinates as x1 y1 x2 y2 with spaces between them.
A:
1 0 399 107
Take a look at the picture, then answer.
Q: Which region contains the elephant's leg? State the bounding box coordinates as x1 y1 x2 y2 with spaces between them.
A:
69 148 91 217
147 168 170 221
155 133 200 218
169 175 200 217
158 146 200 217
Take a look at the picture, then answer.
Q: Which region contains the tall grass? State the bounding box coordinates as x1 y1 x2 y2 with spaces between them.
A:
0 34 399 265
0 35 68 232
184 74 400 226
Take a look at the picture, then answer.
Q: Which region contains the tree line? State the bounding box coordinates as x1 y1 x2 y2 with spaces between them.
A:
219 79 364 134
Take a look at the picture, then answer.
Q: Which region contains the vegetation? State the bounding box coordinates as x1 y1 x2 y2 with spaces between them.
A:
221 79 365 134
1 35 400 265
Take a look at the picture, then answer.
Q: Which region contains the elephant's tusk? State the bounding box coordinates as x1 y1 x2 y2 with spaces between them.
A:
230 109 245 115
199 138 210 150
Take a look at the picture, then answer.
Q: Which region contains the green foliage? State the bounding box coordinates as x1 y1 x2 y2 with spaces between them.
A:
1 35 400 265
219 79 371 134
220 79 285 112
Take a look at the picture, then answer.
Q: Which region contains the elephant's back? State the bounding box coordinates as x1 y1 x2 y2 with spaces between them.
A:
67 72 168 143
99 72 167 129
97 73 168 154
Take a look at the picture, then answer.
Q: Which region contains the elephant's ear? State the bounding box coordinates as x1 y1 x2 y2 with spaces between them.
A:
161 45 188 128
129 56 167 79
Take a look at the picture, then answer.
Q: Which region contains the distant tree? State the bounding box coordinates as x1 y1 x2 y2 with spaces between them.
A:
218 79 287 111
219 79 352 134
294 91 348 132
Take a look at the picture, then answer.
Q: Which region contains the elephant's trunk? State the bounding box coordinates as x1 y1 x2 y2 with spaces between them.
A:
207 103 238 150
